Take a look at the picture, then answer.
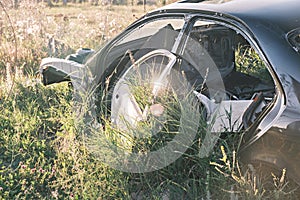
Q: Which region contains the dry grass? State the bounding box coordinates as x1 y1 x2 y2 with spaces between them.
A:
0 1 155 81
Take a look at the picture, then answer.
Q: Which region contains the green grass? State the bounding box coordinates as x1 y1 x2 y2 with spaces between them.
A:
0 2 299 199
235 45 273 82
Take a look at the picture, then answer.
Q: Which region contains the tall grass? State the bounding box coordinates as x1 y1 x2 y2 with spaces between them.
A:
0 2 299 199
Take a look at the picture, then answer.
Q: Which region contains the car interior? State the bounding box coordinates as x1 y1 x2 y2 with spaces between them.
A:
185 22 276 132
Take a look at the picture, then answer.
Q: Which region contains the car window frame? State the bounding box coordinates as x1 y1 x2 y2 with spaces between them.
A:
87 14 188 85
180 14 286 147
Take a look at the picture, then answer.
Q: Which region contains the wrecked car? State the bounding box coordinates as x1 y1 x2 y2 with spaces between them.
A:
40 0 300 183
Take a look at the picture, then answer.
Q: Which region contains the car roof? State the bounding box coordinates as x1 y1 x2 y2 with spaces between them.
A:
154 0 300 34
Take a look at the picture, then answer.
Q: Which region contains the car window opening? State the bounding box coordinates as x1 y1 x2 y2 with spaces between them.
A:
184 21 276 132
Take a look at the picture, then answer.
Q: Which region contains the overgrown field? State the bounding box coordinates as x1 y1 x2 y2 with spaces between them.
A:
0 2 298 199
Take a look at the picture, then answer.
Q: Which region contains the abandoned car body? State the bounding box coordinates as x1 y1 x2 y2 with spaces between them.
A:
40 0 300 183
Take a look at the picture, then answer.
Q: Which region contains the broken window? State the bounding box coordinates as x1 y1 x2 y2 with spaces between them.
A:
182 19 276 133
116 18 185 48
99 17 185 88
